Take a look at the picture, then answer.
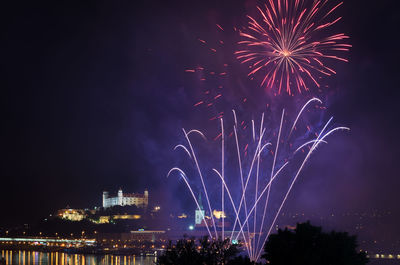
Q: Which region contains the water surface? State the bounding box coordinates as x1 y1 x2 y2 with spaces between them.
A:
0 250 156 265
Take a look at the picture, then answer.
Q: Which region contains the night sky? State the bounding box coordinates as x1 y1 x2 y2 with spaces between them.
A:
2 0 399 237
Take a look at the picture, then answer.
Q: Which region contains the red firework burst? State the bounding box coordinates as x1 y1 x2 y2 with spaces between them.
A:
235 0 351 94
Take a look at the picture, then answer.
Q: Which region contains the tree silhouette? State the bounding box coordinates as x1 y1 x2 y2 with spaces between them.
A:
157 236 256 265
262 221 369 265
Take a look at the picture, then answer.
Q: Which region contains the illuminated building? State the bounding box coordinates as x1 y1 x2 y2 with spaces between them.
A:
57 208 86 221
213 210 226 219
178 213 187 219
113 214 141 220
98 216 110 224
194 195 229 228
102 188 148 208
97 215 141 224
195 209 205 225
195 193 205 226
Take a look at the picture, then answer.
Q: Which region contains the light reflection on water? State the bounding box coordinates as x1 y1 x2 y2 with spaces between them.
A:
0 250 156 265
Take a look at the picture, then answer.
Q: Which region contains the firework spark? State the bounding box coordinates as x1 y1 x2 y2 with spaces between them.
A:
185 26 230 117
236 0 351 94
168 98 349 261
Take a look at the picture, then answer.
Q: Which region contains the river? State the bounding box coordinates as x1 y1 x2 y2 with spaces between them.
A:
0 250 156 265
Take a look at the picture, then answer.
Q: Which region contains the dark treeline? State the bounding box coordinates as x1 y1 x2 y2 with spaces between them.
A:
158 222 369 265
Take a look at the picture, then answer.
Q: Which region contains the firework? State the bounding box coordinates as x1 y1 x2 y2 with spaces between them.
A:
236 0 351 94
168 98 348 261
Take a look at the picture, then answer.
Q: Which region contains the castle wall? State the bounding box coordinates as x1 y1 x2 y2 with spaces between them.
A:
102 190 149 208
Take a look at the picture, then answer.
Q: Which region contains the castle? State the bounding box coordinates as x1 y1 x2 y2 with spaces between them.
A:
102 188 148 208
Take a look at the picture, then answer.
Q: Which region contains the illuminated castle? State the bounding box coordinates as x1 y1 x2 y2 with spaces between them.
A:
102 188 148 208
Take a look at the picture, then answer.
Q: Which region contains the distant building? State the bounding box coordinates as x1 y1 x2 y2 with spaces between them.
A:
113 214 141 220
195 193 206 226
57 208 86 221
213 210 226 219
102 188 148 208
96 214 141 224
98 216 110 224
194 194 229 228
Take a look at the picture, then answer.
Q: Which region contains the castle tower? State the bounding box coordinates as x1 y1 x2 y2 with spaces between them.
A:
102 191 109 208
118 188 123 206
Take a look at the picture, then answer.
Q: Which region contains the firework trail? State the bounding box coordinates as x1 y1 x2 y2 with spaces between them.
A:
236 0 351 94
168 98 349 261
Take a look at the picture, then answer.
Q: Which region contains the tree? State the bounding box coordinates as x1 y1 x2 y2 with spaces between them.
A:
262 221 369 265
158 236 256 265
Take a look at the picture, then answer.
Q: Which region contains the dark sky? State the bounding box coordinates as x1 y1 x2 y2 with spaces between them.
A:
1 0 399 231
